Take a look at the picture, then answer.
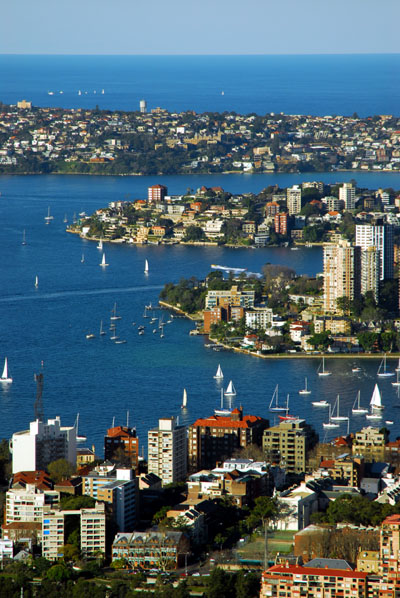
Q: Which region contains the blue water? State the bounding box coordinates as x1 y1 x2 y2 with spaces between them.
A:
1 54 400 116
1 174 400 456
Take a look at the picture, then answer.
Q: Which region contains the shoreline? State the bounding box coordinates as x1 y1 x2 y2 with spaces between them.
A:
1 169 400 177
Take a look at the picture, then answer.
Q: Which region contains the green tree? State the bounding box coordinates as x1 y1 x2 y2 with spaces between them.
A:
308 331 332 351
183 225 206 242
48 458 75 483
357 331 379 352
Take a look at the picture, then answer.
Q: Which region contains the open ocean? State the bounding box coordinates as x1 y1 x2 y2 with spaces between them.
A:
1 54 400 456
1 54 400 116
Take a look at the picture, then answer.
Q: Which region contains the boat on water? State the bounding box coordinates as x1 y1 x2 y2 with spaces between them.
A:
318 357 331 377
74 414 87 443
386 420 394 425
144 259 149 274
99 320 106 336
377 354 394 378
110 303 121 321
213 364 224 380
182 388 188 409
352 390 368 415
110 327 119 341
366 383 384 419
115 339 127 344
323 405 340 429
215 389 232 416
392 369 400 387
312 399 329 407
44 207 54 222
352 365 361 373
100 253 109 267
35 275 39 288
224 380 236 397
81 254 85 263
269 384 287 412
63 214 68 223
278 395 298 421
86 332 95 339
0 358 12 383
330 395 349 422
299 377 311 395
22 230 26 246
97 237 103 250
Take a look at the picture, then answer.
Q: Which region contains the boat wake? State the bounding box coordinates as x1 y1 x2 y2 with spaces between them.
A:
0 284 164 303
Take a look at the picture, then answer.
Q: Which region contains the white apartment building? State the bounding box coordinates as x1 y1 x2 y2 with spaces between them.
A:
287 185 302 215
10 417 76 474
245 307 274 331
339 183 355 210
6 484 60 524
148 417 187 486
360 246 380 301
355 223 394 280
322 196 343 212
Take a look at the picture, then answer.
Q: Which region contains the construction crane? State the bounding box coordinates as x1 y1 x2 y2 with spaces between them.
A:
34 372 44 422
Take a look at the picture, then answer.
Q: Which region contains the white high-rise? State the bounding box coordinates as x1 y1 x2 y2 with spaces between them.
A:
339 183 355 210
148 417 187 486
10 417 77 474
355 224 394 280
360 247 380 301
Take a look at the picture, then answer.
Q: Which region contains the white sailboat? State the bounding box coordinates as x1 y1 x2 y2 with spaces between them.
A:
97 237 103 250
44 206 54 222
377 354 394 378
81 254 85 263
86 332 95 339
215 388 232 416
224 380 236 397
323 404 340 429
318 357 331 377
99 320 106 336
144 259 149 274
269 384 286 412
0 358 12 383
182 388 187 409
352 390 368 415
35 275 39 288
330 395 349 422
278 395 298 421
100 253 109 267
299 377 311 395
396 358 400 373
392 369 400 387
22 230 27 245
74 414 87 443
366 384 384 419
213 364 224 380
110 303 121 320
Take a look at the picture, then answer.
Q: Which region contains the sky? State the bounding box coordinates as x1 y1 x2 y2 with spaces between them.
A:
1 0 399 55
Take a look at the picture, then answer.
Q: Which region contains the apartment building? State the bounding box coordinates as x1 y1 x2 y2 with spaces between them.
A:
188 408 268 472
323 239 361 312
148 184 167 203
148 417 187 486
104 426 139 472
352 426 386 461
205 285 255 310
112 531 190 570
287 185 302 215
262 419 318 475
10 416 77 475
5 484 59 525
355 223 394 280
245 307 274 331
360 246 380 300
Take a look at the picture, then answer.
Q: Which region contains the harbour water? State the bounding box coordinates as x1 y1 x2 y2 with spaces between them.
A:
0 174 400 454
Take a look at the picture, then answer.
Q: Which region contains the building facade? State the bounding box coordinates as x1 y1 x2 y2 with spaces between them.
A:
104 426 139 472
339 183 356 210
148 417 187 486
355 223 394 280
323 240 361 312
10 417 77 475
262 419 318 475
287 185 302 215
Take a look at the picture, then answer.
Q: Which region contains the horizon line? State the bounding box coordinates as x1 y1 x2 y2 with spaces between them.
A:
1 52 400 57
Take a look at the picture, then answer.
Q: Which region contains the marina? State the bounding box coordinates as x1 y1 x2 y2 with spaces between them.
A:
1 174 400 453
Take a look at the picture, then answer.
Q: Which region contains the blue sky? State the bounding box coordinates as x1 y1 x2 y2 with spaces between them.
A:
1 0 399 55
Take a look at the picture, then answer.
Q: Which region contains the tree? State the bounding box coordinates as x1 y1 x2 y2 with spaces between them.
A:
48 458 75 483
336 296 351 316
357 331 379 353
183 225 206 242
245 496 278 531
308 331 332 351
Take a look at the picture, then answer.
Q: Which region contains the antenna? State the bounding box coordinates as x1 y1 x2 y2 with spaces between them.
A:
34 373 44 422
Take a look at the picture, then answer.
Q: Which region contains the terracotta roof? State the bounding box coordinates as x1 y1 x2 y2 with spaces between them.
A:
3 522 41 531
264 564 368 579
320 460 335 468
106 426 136 438
192 413 265 429
382 514 400 525
12 471 53 491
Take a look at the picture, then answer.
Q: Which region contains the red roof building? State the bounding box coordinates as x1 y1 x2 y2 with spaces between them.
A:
104 426 139 472
188 408 268 472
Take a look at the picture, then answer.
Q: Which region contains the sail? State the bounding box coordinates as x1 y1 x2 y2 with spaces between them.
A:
214 364 223 379
182 388 187 408
225 380 236 395
144 259 149 273
370 384 382 409
2 358 8 379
